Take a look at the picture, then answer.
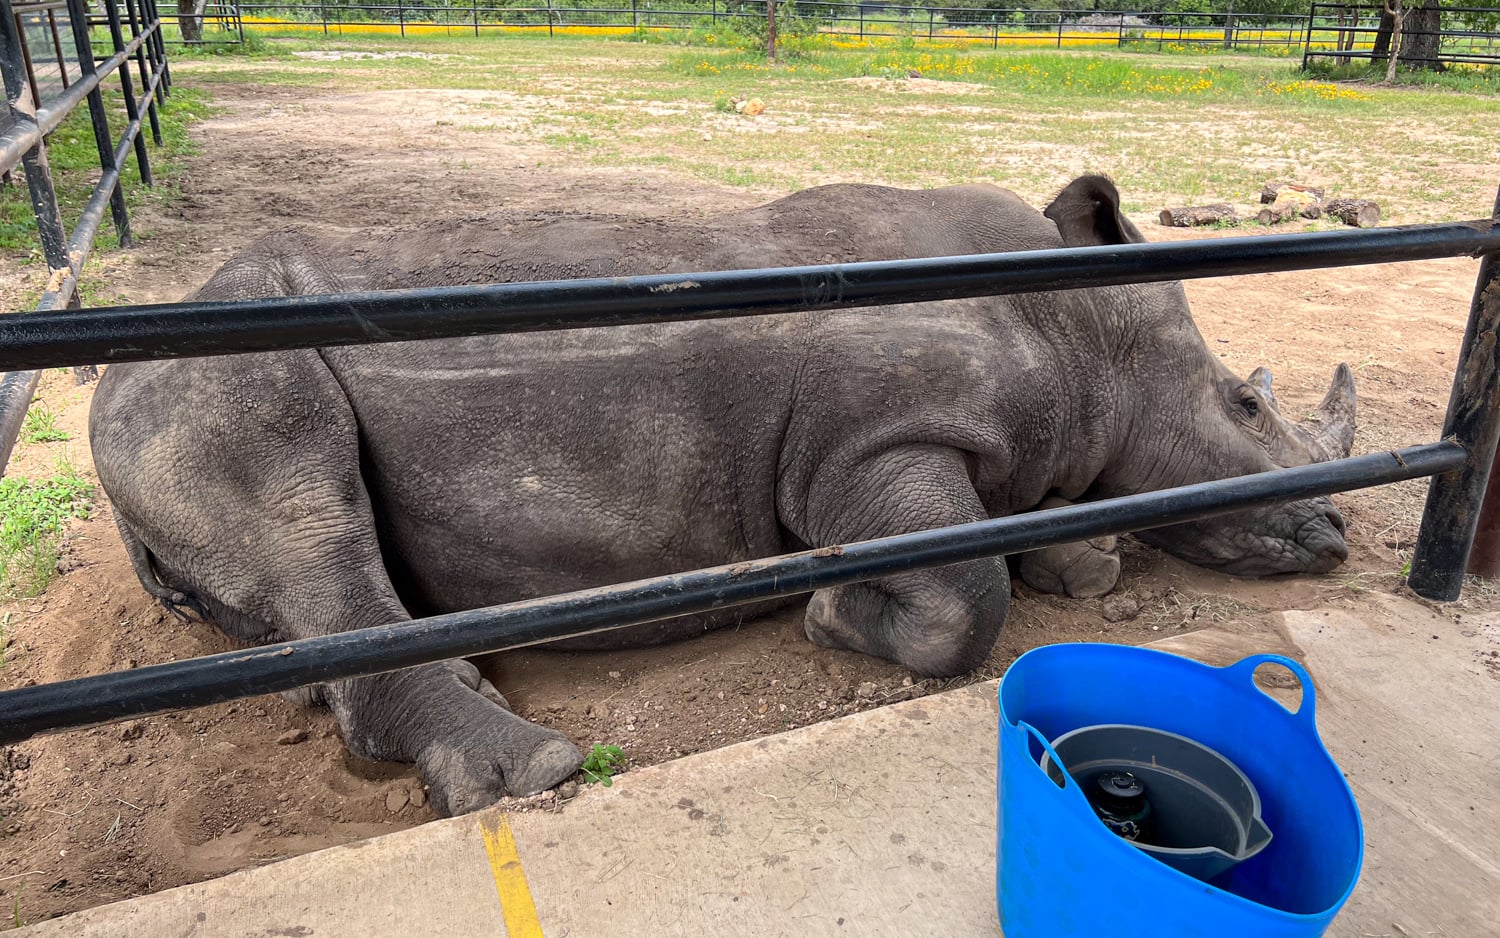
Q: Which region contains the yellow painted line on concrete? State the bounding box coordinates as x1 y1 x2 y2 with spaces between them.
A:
479 813 545 938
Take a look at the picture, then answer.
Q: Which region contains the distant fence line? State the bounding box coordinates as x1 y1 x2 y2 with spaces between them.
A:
171 1 1499 67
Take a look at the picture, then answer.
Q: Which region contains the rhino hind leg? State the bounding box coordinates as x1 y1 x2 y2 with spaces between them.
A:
1017 498 1121 599
91 351 579 816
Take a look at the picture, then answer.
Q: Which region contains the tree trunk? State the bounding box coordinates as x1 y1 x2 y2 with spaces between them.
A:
1325 199 1382 228
1384 0 1404 82
1159 204 1238 227
1401 0 1444 71
1372 9 1394 60
177 0 207 42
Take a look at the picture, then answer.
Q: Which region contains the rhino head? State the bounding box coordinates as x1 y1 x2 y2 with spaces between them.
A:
1043 176 1355 577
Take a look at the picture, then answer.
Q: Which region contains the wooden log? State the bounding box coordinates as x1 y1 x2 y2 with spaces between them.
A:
1324 198 1381 228
1256 204 1301 225
1158 203 1237 227
1260 181 1326 204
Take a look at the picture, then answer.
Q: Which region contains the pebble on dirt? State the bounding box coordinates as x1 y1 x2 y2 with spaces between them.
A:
118 722 145 742
276 728 309 745
1101 595 1142 623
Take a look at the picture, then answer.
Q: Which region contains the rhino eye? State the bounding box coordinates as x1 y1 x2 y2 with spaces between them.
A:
1240 395 1260 418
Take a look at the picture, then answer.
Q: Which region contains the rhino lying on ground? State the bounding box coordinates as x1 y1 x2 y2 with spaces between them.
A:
90 175 1355 815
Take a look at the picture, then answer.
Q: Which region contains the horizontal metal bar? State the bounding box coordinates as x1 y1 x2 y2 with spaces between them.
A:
0 440 1465 745
2 219 1498 372
0 24 154 173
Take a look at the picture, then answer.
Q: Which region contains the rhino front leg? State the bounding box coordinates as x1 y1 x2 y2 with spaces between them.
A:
92 352 580 817
795 445 1009 677
1017 497 1121 599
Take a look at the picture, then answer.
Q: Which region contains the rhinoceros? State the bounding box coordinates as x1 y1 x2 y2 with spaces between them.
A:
89 175 1355 815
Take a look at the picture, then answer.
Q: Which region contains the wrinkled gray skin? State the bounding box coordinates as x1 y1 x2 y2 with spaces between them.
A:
90 175 1356 816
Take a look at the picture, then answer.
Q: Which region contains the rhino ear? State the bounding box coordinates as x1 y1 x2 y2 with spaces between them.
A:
1043 175 1147 247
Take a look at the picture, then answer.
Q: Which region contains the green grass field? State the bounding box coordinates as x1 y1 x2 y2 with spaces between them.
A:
169 31 1497 221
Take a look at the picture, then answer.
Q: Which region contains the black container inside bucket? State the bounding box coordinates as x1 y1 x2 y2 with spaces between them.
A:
1042 723 1273 882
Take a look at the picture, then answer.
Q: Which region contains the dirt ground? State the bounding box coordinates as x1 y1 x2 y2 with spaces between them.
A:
0 70 1495 927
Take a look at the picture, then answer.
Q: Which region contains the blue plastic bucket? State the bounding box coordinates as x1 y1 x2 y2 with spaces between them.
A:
997 643 1363 938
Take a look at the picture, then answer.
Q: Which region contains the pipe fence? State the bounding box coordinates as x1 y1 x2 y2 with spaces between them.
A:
0 190 1496 741
157 0 1500 65
0 0 172 471
1304 2 1500 68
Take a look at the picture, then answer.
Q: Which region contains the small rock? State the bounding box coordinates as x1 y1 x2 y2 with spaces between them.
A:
608 670 622 679
386 789 409 813
900 676 913 687
13 753 30 770
119 722 145 742
257 816 272 827
276 729 309 745
410 787 427 808
1101 595 1141 623
27 605 43 614
585 703 609 720
784 676 803 691
558 781 579 800
227 823 242 834
856 682 878 700
112 752 133 766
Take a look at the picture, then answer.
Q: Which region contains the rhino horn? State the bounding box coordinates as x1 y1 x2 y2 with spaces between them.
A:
1295 363 1357 462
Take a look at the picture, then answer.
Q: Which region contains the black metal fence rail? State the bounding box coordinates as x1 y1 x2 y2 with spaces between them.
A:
0 194 1497 741
1304 2 1500 68
2 220 1499 370
0 441 1467 742
176 1 1327 54
0 0 171 472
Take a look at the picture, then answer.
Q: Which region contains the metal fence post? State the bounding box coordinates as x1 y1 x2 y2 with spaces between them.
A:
64 0 132 250
122 0 162 144
103 0 153 189
546 0 552 36
472 0 478 35
1056 11 1062 48
1408 185 1500 601
141 0 170 96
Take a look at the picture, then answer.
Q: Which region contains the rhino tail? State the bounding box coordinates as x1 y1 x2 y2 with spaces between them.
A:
114 515 208 623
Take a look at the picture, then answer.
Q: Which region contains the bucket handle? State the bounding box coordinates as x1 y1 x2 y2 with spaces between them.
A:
1222 654 1317 728
1015 719 1095 813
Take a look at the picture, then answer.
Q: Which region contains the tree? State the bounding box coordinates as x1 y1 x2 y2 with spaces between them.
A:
1382 0 1405 82
1373 0 1449 72
1401 0 1444 70
177 0 208 42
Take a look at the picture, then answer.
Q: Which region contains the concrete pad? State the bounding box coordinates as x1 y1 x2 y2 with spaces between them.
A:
16 593 1499 938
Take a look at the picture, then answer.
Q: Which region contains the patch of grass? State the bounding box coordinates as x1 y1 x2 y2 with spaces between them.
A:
0 461 94 600
19 403 68 444
580 743 625 786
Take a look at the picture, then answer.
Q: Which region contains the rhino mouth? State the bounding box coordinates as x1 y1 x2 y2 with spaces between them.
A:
1139 499 1350 578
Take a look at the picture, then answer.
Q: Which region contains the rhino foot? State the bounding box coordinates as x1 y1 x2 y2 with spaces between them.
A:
1016 497 1121 599
1019 537 1121 599
419 732 583 816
